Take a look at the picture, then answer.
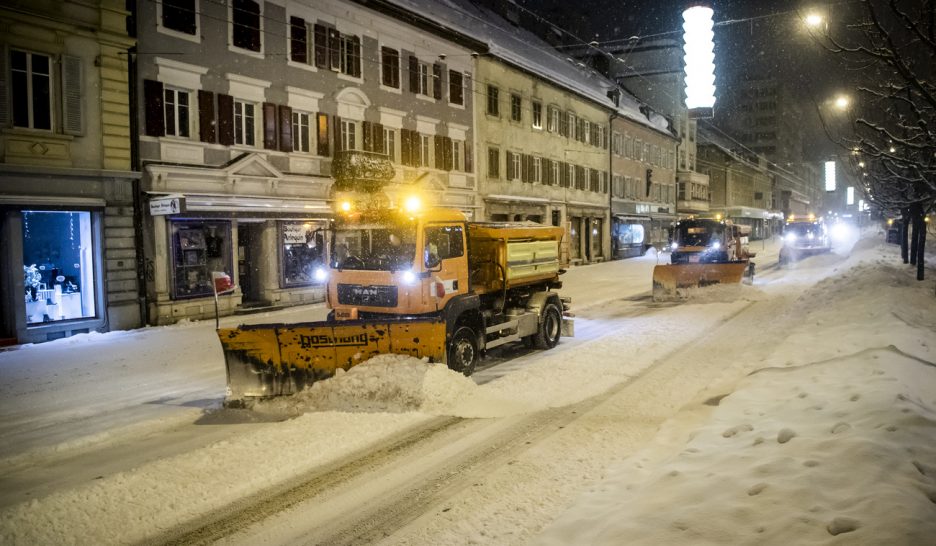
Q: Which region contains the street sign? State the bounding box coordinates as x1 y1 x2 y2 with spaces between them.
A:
149 197 186 216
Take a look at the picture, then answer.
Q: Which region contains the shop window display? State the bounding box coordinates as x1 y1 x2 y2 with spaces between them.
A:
171 221 232 298
281 221 326 287
22 211 96 325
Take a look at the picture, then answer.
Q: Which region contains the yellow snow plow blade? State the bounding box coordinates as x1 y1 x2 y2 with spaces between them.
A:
217 317 446 405
652 262 750 302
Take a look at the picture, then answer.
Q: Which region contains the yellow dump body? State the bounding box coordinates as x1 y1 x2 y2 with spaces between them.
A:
467 222 565 295
219 317 446 402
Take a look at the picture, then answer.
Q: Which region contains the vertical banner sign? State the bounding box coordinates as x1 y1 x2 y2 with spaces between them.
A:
683 5 717 119
212 271 235 329
825 160 836 192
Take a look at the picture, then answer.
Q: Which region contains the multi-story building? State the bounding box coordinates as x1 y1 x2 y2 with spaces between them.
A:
134 0 477 324
0 0 139 344
697 127 780 239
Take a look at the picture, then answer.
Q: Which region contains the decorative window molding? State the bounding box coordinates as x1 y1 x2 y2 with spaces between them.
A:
225 73 270 103
285 86 323 113
155 57 207 90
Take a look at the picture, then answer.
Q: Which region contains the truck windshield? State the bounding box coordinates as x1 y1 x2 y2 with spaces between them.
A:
787 223 821 237
331 224 417 271
676 223 722 246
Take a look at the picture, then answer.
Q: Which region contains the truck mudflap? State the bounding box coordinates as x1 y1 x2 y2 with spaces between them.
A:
652 261 750 302
218 317 446 405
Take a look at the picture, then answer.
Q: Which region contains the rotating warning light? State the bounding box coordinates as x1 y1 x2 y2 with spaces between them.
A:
683 5 717 118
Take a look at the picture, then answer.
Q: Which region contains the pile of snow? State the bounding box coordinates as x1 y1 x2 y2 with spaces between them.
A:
536 351 936 545
254 354 535 418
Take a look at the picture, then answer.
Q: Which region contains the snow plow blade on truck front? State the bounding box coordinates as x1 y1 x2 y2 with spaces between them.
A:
651 262 750 301
218 317 445 406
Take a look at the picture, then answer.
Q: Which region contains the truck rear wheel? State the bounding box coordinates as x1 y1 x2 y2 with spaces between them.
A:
533 303 562 350
448 326 477 376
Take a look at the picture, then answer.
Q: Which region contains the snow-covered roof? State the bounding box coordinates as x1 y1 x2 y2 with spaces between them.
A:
381 0 671 133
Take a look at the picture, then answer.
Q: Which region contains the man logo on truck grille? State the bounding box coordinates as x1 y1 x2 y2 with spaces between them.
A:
299 333 370 349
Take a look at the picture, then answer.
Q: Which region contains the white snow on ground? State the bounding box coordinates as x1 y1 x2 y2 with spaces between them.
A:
1 230 935 545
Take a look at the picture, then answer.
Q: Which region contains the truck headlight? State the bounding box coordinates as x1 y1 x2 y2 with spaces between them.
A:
402 270 417 285
711 241 721 250
784 232 798 243
314 267 328 282
671 242 678 250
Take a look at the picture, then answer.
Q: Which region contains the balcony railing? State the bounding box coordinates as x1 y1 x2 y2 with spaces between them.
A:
332 150 395 192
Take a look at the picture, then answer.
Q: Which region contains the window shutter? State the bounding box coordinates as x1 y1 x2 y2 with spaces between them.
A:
278 105 292 152
217 93 234 145
362 120 372 151
262 102 277 150
334 115 343 152
432 63 442 100
0 46 7 127
198 90 215 143
328 28 340 70
352 36 362 77
465 142 472 173
61 55 83 136
521 154 530 182
313 24 327 68
408 55 419 93
400 129 410 166
316 112 329 156
374 123 385 154
290 17 307 64
434 135 444 169
443 136 453 171
506 151 514 180
143 79 165 137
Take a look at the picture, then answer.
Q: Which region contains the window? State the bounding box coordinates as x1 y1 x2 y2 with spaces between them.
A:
488 147 500 178
162 0 197 35
415 61 435 96
420 134 430 167
316 113 329 156
531 101 542 129
170 220 232 299
487 85 499 116
510 93 521 122
292 111 311 152
234 100 255 146
163 88 190 138
281 221 326 287
383 127 396 161
547 106 559 132
232 0 261 52
11 50 51 131
567 113 576 139
449 70 464 105
625 135 634 159
289 16 311 64
452 140 462 171
533 157 542 183
550 160 559 186
583 120 591 144
381 47 400 88
635 139 643 161
22 211 97 324
338 34 362 77
341 119 357 150
509 151 521 181
424 225 464 265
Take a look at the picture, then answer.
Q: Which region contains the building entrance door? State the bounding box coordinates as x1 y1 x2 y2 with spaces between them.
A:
237 223 264 306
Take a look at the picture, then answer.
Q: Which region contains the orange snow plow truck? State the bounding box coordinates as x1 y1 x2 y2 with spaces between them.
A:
218 201 572 405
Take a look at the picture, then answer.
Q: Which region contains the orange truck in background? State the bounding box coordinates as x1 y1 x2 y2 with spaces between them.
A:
218 204 572 405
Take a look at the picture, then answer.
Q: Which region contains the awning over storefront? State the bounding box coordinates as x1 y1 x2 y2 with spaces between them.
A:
484 194 550 204
146 193 331 215
0 195 106 207
613 214 651 223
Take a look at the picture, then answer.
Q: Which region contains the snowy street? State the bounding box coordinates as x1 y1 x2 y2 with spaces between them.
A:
2 231 936 545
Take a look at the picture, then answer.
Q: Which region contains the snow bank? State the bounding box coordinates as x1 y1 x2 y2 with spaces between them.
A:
253 354 533 418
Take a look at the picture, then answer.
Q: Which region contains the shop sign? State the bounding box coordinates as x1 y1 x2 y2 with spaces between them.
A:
283 222 314 244
150 197 186 216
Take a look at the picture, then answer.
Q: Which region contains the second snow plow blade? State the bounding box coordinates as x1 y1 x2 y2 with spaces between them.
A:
652 262 750 302
218 318 445 405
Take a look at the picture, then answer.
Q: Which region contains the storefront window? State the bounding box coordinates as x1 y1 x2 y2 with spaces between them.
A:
171 221 232 299
615 223 646 247
23 211 96 325
281 221 326 287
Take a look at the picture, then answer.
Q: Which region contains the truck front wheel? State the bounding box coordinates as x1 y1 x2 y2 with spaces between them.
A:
448 326 478 376
533 303 562 350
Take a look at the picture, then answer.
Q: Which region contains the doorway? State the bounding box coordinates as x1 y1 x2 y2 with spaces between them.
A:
237 222 264 306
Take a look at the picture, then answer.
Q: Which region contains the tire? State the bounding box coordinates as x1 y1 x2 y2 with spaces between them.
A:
447 326 478 376
532 303 562 350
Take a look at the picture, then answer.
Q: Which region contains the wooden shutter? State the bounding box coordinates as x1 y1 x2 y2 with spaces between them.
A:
328 28 340 70
374 123 385 154
400 129 409 166
316 112 329 156
334 115 343 152
198 90 215 143
465 142 472 173
0 45 7 127
352 36 362 77
262 102 277 150
362 121 372 152
408 56 419 93
143 79 165 137
432 63 442 100
506 151 514 180
443 136 453 171
313 24 327 68
278 105 292 152
217 93 234 145
434 135 444 169
61 55 83 136
521 154 529 182
290 17 307 63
